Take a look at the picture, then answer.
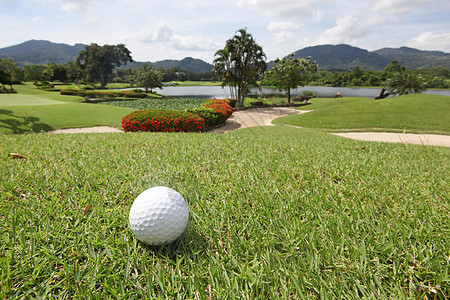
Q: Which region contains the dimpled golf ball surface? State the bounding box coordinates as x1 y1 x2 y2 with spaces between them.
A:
129 187 189 246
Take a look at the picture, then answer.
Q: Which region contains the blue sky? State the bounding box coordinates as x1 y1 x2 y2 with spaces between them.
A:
1 0 449 63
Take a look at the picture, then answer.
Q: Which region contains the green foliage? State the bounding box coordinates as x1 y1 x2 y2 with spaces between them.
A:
60 89 147 99
385 72 427 97
0 59 22 92
213 28 266 107
77 43 133 88
187 99 233 127
103 97 204 111
263 53 318 102
132 63 164 92
121 109 205 132
186 106 218 127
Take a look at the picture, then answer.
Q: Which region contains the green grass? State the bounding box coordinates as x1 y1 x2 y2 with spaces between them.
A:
1 127 448 298
0 83 134 133
103 98 206 111
273 94 450 134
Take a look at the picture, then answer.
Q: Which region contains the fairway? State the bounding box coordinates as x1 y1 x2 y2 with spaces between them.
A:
0 94 68 106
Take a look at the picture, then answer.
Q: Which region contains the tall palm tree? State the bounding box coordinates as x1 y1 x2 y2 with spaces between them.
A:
213 29 266 107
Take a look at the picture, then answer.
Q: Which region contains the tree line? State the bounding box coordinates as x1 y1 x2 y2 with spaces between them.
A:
1 32 449 98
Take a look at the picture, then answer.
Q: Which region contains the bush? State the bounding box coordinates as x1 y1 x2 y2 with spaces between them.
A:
202 99 233 124
226 98 237 108
121 109 205 133
186 107 219 127
60 89 147 99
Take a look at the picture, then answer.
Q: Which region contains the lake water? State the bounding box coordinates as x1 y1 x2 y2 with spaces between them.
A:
151 86 450 98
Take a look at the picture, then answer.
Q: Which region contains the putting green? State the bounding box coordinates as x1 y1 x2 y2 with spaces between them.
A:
0 94 68 106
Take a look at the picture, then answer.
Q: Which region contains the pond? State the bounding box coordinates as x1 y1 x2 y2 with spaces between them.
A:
151 86 450 98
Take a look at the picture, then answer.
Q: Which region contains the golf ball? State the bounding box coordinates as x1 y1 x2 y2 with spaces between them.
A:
129 186 189 246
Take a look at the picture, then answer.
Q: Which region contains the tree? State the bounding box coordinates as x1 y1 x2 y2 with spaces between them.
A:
384 60 405 75
0 59 22 93
262 53 318 102
132 63 164 93
24 65 45 82
213 28 266 107
76 43 133 88
385 72 427 96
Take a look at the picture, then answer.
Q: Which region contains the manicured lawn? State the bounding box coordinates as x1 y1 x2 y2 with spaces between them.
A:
1 128 449 298
0 83 136 133
273 94 450 134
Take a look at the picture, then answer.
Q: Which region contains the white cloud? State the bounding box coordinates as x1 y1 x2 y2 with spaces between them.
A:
318 15 388 45
130 23 220 53
32 16 42 22
53 0 105 12
171 35 221 51
318 16 371 44
267 21 299 32
372 0 433 14
133 23 174 43
237 0 317 17
406 31 450 51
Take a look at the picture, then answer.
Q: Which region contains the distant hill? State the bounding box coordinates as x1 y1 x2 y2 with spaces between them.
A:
1 40 449 72
0 40 86 66
0 40 214 72
124 57 213 73
287 44 450 71
372 47 450 69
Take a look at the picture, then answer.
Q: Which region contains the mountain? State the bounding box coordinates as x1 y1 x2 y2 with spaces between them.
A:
0 40 86 66
372 47 450 69
2 40 449 72
287 44 450 71
0 40 214 73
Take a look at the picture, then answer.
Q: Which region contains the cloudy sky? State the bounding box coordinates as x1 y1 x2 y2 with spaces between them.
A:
1 0 449 63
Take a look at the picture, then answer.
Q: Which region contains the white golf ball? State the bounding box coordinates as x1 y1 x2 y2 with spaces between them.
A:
129 186 189 246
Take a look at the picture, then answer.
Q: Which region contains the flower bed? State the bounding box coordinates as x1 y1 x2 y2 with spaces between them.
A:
187 99 233 127
121 109 205 132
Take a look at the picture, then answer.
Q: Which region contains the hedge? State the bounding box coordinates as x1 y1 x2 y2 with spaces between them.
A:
121 109 205 133
60 89 147 99
187 99 233 127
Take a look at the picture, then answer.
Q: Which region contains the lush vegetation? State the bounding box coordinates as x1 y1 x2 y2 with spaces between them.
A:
262 53 318 102
60 89 150 99
186 99 233 127
104 97 206 111
273 94 450 134
1 128 448 298
121 109 205 132
213 28 267 107
76 43 133 88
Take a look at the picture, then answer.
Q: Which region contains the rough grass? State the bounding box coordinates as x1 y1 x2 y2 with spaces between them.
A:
273 94 450 134
1 127 449 299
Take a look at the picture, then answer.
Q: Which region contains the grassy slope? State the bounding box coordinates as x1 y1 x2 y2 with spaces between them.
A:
1 128 449 299
0 84 135 133
273 94 450 134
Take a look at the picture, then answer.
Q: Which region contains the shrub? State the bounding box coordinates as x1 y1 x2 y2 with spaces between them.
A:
226 98 237 108
186 107 219 127
121 109 205 133
202 99 233 124
60 89 147 99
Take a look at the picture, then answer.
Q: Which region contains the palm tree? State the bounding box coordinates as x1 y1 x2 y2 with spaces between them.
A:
213 29 266 107
376 72 427 99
